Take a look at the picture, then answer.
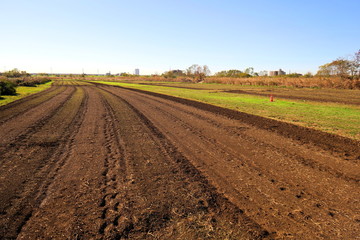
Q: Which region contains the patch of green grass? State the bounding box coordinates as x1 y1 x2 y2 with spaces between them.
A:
93 81 360 140
0 81 53 106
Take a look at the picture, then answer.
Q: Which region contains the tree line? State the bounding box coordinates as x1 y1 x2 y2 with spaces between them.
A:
317 50 360 79
162 64 210 82
162 50 360 81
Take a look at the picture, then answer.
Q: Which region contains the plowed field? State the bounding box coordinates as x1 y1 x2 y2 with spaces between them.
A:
0 81 359 239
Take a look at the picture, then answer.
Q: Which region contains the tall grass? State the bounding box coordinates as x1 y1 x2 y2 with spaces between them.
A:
53 75 360 89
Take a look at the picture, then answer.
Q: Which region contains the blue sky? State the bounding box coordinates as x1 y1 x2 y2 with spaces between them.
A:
1 0 359 75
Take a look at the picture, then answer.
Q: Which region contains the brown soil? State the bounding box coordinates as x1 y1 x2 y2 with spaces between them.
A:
0 82 359 239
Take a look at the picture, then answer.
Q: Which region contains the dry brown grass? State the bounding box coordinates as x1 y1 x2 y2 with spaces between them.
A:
49 75 360 89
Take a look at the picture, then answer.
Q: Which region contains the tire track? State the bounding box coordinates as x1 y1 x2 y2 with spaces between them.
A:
101 85 360 239
97 87 271 239
97 92 128 237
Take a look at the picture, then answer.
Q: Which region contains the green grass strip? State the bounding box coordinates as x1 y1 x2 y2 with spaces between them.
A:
0 81 53 106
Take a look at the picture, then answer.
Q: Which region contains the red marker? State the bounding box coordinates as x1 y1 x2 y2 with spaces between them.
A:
270 94 274 102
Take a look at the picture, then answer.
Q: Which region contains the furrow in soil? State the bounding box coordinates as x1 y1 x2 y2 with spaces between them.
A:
0 86 66 124
0 86 75 151
95 88 270 239
2 84 359 240
0 86 88 239
101 85 360 239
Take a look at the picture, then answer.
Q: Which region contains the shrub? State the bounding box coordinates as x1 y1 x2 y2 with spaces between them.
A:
0 81 17 95
15 77 51 87
2 68 30 78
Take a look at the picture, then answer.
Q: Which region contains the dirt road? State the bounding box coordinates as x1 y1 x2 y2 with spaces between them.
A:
0 82 359 239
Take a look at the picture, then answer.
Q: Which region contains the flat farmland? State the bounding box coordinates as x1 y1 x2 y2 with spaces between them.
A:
95 81 360 140
0 81 359 239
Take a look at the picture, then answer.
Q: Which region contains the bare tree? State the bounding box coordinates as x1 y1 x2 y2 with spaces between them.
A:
318 50 360 79
317 58 352 78
244 67 254 76
353 50 360 78
186 64 211 82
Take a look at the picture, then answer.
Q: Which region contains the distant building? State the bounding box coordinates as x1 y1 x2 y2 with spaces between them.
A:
135 69 140 75
269 71 277 76
269 69 286 76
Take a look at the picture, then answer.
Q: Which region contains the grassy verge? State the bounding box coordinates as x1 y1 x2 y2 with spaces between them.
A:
0 81 53 106
94 81 360 140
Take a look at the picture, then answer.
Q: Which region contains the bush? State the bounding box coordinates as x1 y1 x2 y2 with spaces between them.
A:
286 73 303 78
2 68 30 78
14 77 51 87
0 81 17 95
